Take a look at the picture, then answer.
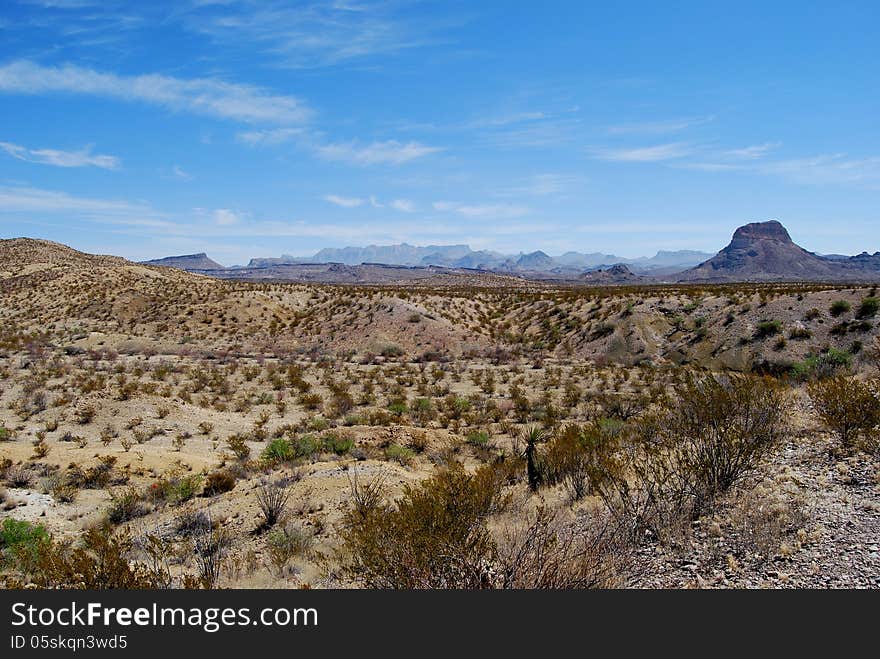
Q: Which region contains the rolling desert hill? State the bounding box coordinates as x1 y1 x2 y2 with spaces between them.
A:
2 236 878 371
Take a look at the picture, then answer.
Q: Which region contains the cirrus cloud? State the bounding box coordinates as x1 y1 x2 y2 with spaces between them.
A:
590 142 696 162
315 139 441 165
0 59 311 125
0 140 120 169
323 194 364 208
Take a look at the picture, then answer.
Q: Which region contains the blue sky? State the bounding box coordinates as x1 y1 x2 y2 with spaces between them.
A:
1 1 878 265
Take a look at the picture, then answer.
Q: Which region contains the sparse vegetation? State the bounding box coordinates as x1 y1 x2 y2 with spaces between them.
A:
1 238 879 588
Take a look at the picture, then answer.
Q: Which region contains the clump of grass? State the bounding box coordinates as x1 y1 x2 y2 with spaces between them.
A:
384 443 415 466
1 518 49 568
754 319 781 339
466 430 491 448
856 297 878 319
830 300 851 317
106 487 150 525
266 523 314 577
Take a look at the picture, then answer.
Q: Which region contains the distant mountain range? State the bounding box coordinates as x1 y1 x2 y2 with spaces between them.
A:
238 244 713 274
140 221 880 284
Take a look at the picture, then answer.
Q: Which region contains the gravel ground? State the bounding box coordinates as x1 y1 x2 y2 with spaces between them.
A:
629 427 880 589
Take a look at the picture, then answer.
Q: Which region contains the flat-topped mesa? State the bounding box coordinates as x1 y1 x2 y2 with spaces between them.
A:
728 220 792 249
142 253 224 270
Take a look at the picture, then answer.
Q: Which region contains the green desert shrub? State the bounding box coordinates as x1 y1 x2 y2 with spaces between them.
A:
754 319 782 339
294 434 323 459
830 300 851 317
266 524 314 576
323 431 355 455
541 422 617 502
856 297 879 319
790 348 852 381
262 438 295 465
466 430 491 448
1 518 49 568
384 443 415 466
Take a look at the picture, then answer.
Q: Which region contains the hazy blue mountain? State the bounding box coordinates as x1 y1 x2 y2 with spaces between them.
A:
516 250 554 270
310 243 473 266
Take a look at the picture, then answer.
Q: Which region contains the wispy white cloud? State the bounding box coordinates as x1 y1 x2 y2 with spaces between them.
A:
757 154 880 187
499 173 580 197
321 195 415 211
433 201 530 219
172 165 192 180
19 1 118 11
676 162 746 172
0 185 173 234
471 111 547 128
456 204 530 219
677 149 880 188
183 1 450 69
323 194 364 208
315 139 441 165
0 60 311 125
606 116 714 135
236 127 305 146
212 208 242 225
0 184 156 218
473 107 582 148
0 140 120 169
721 142 781 160
591 142 696 162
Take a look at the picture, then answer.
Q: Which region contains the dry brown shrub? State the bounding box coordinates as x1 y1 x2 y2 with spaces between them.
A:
591 374 789 540
338 461 507 588
808 375 880 449
494 506 629 588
